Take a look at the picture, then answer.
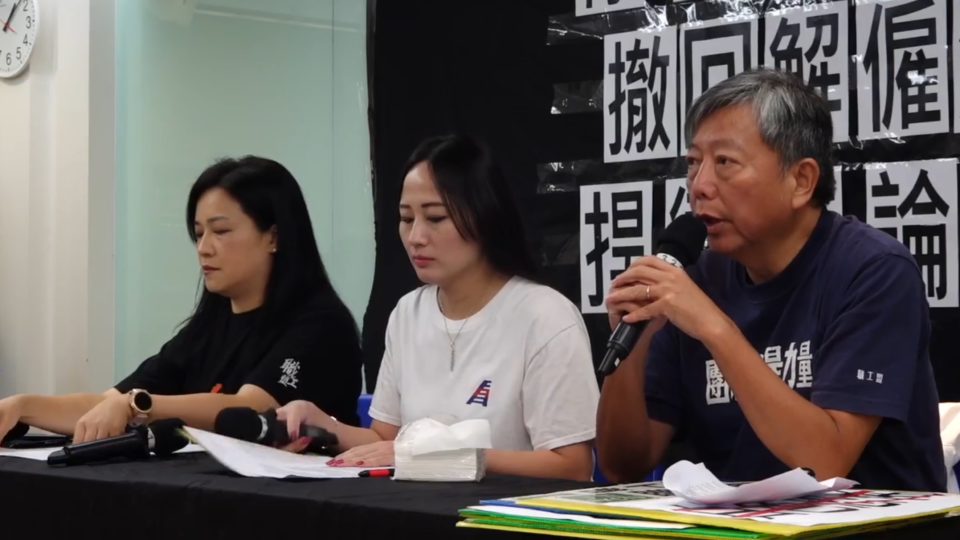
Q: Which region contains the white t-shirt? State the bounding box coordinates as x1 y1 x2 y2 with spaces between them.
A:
369 277 599 451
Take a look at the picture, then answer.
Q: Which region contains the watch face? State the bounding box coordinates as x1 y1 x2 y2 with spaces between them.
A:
133 390 152 412
0 0 39 79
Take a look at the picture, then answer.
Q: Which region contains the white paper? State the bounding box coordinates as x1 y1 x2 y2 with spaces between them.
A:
0 446 61 461
662 460 857 505
576 0 647 17
854 0 949 140
954 2 960 135
579 180 655 314
679 16 759 148
863 159 959 308
762 2 849 143
184 426 368 479
603 26 679 163
467 505 692 530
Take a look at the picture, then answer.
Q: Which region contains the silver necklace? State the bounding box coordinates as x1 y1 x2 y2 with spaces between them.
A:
437 290 469 371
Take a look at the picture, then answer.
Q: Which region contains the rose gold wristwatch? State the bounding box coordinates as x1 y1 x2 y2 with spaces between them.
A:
127 388 153 427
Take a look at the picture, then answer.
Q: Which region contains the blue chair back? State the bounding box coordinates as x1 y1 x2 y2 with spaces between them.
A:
356 394 373 428
593 448 664 484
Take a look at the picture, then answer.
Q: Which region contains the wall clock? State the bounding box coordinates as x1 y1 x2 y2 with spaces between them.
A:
0 0 38 79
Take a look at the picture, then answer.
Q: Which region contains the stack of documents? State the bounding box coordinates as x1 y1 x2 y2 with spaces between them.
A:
393 418 491 482
459 502 762 539
458 461 960 538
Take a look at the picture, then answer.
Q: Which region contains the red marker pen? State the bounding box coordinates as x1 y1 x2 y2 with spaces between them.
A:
357 468 394 478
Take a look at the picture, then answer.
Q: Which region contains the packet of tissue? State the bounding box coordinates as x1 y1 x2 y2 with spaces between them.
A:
394 418 492 482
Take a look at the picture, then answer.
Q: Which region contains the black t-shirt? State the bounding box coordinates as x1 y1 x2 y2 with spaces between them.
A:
115 289 363 425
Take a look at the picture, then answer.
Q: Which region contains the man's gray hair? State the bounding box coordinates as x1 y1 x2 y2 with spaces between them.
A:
684 68 835 207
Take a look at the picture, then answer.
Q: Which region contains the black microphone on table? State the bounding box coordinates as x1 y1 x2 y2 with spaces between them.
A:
214 407 339 453
47 418 188 466
0 422 30 447
597 212 708 377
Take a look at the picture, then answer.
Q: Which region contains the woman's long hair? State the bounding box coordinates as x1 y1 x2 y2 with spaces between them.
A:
180 156 349 340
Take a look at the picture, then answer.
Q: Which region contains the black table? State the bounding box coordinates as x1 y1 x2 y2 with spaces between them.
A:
0 453 958 539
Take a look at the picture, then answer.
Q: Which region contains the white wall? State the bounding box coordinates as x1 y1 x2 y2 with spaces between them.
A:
0 0 114 395
0 0 371 396
0 0 372 396
113 0 372 380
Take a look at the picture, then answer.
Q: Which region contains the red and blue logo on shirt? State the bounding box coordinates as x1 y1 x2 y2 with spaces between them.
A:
466 379 492 407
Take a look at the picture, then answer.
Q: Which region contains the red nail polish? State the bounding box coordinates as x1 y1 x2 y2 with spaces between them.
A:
356 460 364 466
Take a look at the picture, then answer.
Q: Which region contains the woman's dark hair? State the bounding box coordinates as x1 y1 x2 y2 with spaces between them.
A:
402 135 537 281
182 156 347 336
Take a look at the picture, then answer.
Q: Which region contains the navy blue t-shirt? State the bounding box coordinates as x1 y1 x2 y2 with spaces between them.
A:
646 211 945 491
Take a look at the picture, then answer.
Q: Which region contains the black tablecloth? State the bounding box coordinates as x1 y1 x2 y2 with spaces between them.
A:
0 452 584 538
0 453 958 539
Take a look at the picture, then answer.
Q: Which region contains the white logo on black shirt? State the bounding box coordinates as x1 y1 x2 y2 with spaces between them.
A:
705 340 814 405
857 369 884 384
278 358 300 389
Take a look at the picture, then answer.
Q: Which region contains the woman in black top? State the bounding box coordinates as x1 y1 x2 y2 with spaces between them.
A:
0 156 362 443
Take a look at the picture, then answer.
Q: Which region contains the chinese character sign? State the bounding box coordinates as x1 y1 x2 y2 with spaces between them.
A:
680 16 759 147
828 165 844 215
580 181 654 314
665 176 692 223
764 3 849 142
953 0 960 134
865 159 958 308
576 0 648 17
855 0 948 139
604 27 679 163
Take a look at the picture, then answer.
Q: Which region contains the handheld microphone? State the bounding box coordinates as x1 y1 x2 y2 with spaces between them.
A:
214 407 339 452
47 418 188 466
0 422 30 447
598 213 708 377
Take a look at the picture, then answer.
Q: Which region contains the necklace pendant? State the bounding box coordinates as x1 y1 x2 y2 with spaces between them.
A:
449 346 455 371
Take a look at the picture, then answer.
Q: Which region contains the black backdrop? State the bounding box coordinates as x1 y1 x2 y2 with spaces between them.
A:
362 0 960 401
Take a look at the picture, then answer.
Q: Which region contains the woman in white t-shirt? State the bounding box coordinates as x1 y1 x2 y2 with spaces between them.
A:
278 135 599 480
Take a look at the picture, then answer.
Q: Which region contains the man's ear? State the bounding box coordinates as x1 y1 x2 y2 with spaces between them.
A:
791 158 820 209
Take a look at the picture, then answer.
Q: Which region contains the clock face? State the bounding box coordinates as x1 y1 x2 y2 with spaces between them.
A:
0 0 38 79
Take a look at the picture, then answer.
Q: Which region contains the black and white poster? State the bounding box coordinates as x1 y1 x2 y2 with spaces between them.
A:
828 165 844 216
604 26 679 163
764 2 849 142
580 181 655 314
680 16 759 147
854 0 949 140
665 177 692 224
865 159 958 308
953 0 960 134
576 0 648 17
